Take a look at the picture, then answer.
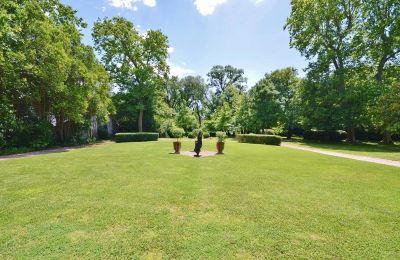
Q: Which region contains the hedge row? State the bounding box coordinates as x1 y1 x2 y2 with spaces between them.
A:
236 134 282 146
303 130 347 142
115 132 159 143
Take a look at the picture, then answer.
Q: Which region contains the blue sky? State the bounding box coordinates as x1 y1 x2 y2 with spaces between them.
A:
61 0 308 86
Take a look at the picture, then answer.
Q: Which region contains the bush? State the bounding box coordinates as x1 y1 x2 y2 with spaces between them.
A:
10 120 55 149
203 131 210 139
171 127 185 140
115 132 159 143
158 119 176 138
236 134 282 146
216 131 226 142
303 130 347 142
188 129 200 139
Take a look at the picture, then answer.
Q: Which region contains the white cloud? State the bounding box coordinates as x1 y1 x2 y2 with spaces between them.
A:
193 0 267 15
143 0 156 7
194 0 227 16
251 0 265 4
108 0 156 10
167 47 175 54
168 60 194 77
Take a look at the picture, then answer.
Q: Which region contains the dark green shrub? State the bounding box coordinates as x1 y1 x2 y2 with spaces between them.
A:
303 130 347 142
98 127 109 140
115 132 159 143
203 131 210 139
9 120 55 149
209 132 216 137
236 134 282 146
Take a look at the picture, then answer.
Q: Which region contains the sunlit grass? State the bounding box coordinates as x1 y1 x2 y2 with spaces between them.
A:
1 140 399 258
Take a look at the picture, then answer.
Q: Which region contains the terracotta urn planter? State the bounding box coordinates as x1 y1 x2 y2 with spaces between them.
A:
173 141 181 154
216 141 225 154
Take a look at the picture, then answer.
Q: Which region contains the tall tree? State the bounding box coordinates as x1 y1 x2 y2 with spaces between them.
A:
264 68 301 138
249 79 281 133
92 17 169 132
360 0 400 143
180 76 208 125
285 0 362 142
207 65 247 95
0 0 112 145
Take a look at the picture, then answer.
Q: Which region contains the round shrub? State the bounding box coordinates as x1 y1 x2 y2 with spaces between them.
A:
171 127 185 140
115 132 159 143
203 131 210 139
236 134 282 146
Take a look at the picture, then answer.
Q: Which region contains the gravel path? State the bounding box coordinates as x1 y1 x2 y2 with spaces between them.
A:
282 143 400 168
0 142 111 161
0 147 76 161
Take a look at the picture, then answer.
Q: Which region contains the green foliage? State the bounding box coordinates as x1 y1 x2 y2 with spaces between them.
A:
0 0 112 147
93 16 169 132
176 107 199 133
207 65 247 95
188 129 200 139
158 118 176 138
372 82 400 134
171 127 185 140
115 132 159 143
216 131 226 142
203 131 210 139
236 134 282 146
250 78 281 130
303 130 348 142
285 0 400 142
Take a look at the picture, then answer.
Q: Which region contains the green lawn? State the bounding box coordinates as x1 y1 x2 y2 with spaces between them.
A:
1 140 399 258
285 139 400 161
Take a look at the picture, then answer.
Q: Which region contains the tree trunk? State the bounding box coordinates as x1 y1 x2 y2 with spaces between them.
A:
56 114 65 144
346 127 356 144
380 132 393 145
138 109 143 132
196 103 202 126
286 127 293 139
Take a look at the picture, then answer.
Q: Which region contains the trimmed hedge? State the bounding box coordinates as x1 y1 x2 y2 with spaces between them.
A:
236 134 282 146
303 130 347 142
115 132 159 143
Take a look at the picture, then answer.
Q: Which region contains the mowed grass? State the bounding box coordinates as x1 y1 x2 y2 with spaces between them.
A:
286 139 400 161
0 140 399 259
